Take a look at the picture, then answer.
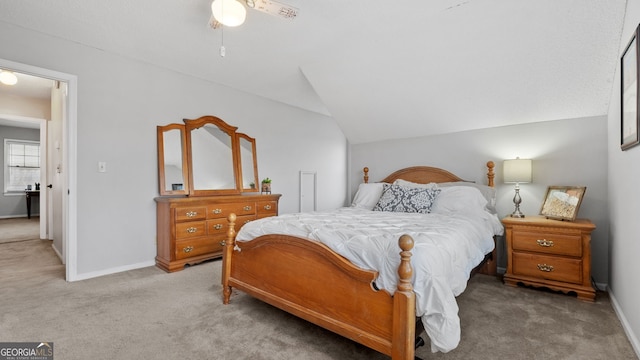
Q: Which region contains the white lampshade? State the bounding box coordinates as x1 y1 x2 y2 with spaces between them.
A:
0 70 18 86
503 158 532 184
211 0 247 27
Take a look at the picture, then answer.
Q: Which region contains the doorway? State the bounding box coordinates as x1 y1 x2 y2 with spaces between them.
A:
0 58 78 281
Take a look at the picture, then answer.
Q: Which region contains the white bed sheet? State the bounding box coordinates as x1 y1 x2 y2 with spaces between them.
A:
235 207 503 353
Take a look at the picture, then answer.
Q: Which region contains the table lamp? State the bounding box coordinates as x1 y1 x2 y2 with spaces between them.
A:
503 158 532 218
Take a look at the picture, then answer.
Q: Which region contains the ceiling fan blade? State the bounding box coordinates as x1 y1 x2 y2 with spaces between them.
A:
247 0 298 20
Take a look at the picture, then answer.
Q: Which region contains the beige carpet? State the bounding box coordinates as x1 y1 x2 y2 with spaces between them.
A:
0 217 40 244
0 239 636 360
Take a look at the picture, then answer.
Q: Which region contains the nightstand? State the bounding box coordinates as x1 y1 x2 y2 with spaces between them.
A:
502 216 596 302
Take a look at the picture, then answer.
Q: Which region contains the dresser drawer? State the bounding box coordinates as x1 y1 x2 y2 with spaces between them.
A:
512 230 582 257
257 201 278 218
207 215 254 235
175 237 221 260
207 202 256 219
512 252 582 284
175 221 206 239
175 207 207 222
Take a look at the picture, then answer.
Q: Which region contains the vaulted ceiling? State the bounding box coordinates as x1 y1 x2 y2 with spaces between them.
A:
0 0 627 144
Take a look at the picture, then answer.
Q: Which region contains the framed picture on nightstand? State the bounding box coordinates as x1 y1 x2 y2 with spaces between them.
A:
540 186 586 221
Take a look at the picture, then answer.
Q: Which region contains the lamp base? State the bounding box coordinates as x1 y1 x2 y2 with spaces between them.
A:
511 186 525 218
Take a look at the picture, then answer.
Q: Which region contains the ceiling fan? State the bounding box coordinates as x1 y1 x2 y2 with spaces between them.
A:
209 0 299 29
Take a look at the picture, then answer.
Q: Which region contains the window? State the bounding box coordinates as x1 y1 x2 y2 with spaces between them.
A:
4 139 40 193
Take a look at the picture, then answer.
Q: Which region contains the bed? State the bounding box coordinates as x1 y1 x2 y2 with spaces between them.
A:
221 162 501 359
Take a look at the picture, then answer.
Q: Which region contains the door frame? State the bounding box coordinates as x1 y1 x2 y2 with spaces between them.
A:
0 58 78 281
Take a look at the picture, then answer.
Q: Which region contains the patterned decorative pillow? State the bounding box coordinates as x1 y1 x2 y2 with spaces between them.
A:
373 184 441 214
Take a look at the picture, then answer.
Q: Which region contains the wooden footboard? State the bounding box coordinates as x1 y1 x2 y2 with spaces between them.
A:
222 214 416 360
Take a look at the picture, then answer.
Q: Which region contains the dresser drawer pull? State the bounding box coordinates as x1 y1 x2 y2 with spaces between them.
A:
537 264 554 272
185 211 198 218
243 205 252 211
183 246 194 253
536 239 554 247
263 204 272 210
212 208 222 214
186 227 198 234
214 224 223 230
244 219 251 224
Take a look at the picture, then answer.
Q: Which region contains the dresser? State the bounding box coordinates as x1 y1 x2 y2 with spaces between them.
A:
502 216 596 301
155 194 281 272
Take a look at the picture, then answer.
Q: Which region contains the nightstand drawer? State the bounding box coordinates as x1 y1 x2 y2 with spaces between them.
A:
512 231 582 257
512 252 582 284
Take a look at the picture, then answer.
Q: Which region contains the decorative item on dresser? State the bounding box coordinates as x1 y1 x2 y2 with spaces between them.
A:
502 216 596 301
155 115 280 272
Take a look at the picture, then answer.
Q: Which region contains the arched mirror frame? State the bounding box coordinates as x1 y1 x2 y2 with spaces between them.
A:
157 115 260 197
237 133 259 192
157 123 190 196
184 115 242 196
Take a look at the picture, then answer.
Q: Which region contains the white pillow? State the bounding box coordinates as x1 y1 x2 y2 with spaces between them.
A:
431 186 488 215
351 183 385 210
393 179 437 189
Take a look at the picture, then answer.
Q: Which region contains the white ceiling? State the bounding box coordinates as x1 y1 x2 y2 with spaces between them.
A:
0 0 627 144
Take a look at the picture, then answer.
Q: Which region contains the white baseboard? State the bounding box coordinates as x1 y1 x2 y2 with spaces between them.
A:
70 260 157 282
608 288 640 358
51 243 64 264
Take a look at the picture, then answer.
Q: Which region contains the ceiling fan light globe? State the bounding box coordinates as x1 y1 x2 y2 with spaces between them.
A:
211 0 247 27
0 70 18 86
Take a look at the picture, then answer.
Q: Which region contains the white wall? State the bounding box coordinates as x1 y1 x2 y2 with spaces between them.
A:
0 21 347 278
607 0 640 355
0 93 50 120
351 116 609 285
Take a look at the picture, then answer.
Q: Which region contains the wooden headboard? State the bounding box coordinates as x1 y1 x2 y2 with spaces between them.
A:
363 161 495 187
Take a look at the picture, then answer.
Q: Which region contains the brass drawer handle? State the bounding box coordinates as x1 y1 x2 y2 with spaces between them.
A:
220 240 226 246
263 204 272 210
212 208 222 214
186 227 197 233
243 205 252 211
214 224 223 230
183 246 194 253
536 239 554 247
537 264 554 272
244 220 251 224
185 211 198 218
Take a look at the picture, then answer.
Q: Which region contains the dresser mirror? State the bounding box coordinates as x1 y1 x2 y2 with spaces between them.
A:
185 116 240 196
157 115 259 197
157 124 189 196
238 133 259 192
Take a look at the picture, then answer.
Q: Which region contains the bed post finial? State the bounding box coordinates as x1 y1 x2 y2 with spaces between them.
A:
363 167 369 183
397 235 414 292
486 161 495 188
392 234 416 359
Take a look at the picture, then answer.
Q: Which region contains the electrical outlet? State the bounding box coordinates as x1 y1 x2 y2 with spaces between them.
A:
98 162 107 173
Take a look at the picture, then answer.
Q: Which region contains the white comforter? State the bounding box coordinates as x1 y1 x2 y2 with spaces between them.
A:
235 207 503 353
